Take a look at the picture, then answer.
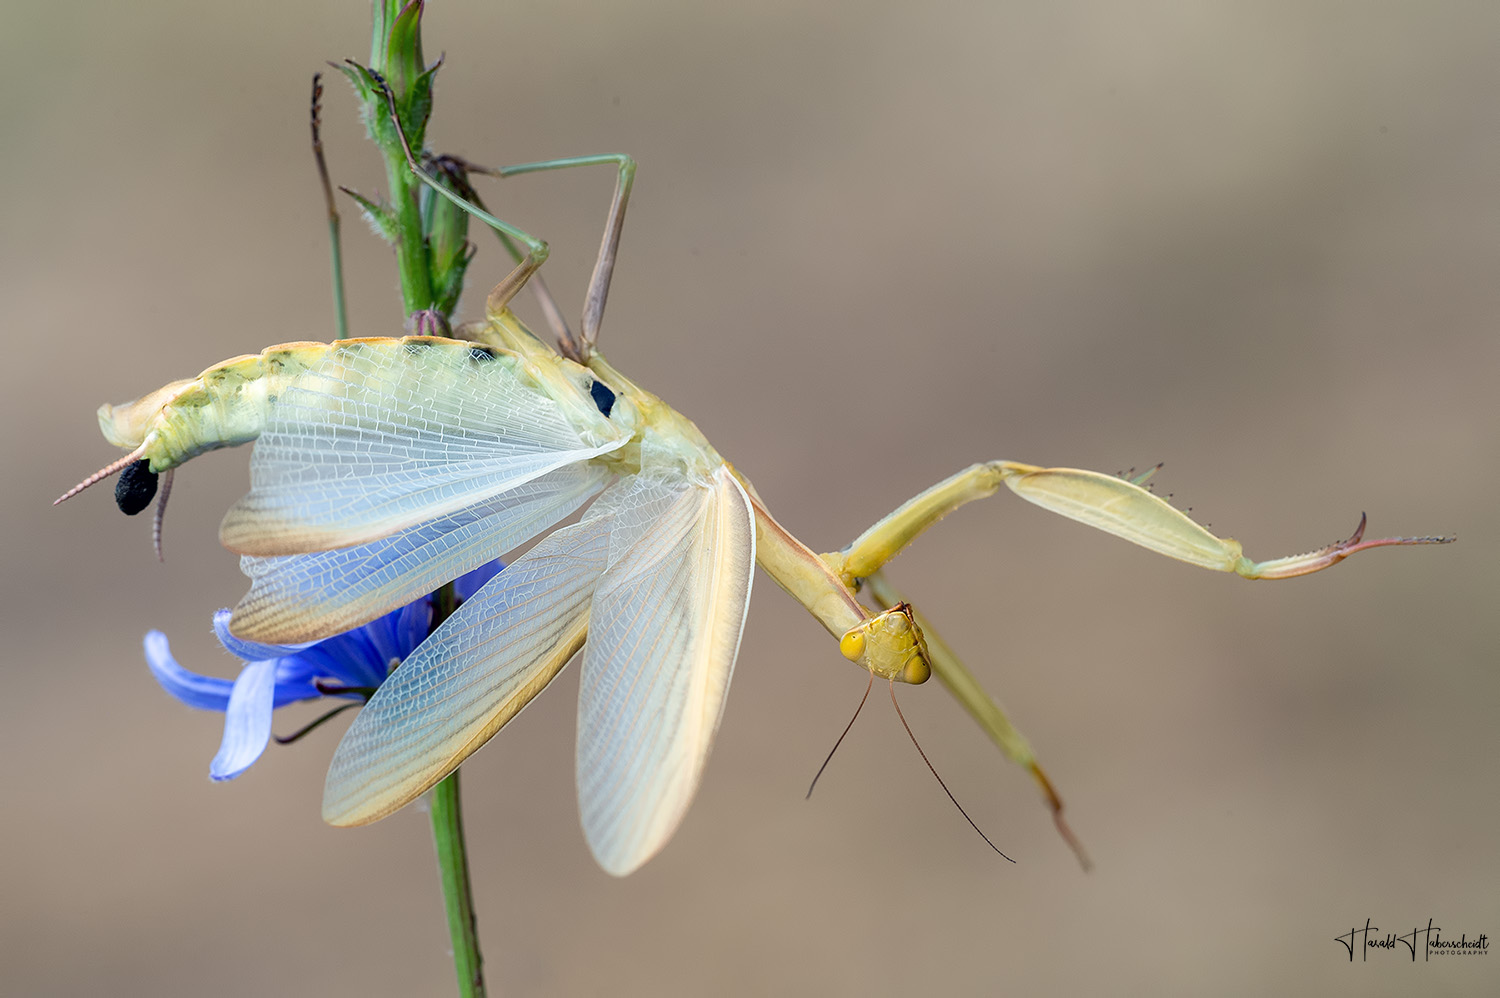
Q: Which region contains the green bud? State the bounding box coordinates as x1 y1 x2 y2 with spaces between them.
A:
367 0 435 153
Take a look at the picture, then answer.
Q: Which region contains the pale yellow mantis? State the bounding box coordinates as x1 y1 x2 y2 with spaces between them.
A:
57 91 1451 877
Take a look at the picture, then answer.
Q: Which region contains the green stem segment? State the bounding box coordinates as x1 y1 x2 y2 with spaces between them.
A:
431 768 486 998
327 213 349 338
360 3 484 992
366 0 440 319
425 581 484 996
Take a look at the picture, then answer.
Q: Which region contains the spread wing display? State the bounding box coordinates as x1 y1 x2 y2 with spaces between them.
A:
321 507 615 827
321 466 755 878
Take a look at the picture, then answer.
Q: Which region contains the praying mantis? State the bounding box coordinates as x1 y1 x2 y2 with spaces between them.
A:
57 84 1451 877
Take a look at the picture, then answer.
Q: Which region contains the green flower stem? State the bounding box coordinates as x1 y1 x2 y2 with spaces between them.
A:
362 3 484 992
431 768 486 997
326 212 350 338
370 0 436 318
427 581 485 996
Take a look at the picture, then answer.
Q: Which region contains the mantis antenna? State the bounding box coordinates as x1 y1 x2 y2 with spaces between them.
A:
889 679 1016 864
806 673 874 800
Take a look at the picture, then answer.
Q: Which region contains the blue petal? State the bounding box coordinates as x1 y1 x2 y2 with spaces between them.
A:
268 661 325 704
294 630 387 689
455 560 503 601
145 632 234 710
209 659 278 781
212 609 312 663
270 655 362 701
393 601 430 657
355 609 406 673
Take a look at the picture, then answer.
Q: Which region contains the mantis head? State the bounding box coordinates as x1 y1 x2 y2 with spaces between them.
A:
838 603 932 685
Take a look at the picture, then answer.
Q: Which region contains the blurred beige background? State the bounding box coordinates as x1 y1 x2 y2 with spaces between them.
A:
3 2 1496 995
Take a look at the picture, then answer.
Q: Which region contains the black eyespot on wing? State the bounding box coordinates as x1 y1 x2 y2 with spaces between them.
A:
468 345 496 363
590 379 616 417
115 460 159 516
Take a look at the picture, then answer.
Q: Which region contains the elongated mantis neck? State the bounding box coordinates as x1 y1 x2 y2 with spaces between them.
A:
731 473 871 639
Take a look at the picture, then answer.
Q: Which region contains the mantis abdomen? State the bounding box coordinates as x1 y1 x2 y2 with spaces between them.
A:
65 333 560 537
98 337 516 472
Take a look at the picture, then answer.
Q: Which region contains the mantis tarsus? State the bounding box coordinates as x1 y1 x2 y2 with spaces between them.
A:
57 82 1451 876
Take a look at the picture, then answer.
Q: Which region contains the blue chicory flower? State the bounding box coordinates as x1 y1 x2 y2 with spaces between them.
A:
145 563 503 781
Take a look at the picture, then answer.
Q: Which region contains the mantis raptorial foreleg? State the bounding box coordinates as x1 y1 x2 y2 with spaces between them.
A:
823 461 1452 588
822 461 1449 866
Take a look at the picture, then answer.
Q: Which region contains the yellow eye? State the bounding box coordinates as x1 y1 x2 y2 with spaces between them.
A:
839 629 866 661
902 656 931 685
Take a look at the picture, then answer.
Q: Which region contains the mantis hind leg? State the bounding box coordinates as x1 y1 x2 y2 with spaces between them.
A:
431 153 636 361
374 81 554 332
462 154 637 357
378 77 636 362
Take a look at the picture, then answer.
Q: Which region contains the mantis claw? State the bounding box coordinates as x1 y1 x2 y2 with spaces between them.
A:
1237 512 1456 580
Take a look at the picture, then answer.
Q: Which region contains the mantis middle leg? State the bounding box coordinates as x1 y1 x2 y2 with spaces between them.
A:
382 82 635 363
